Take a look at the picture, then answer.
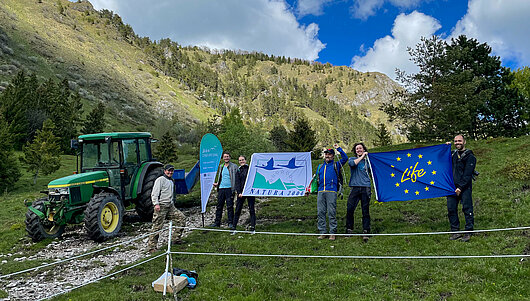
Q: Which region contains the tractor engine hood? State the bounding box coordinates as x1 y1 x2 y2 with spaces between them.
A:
48 171 109 189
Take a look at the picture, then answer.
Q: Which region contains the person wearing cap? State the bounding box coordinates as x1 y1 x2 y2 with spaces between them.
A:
210 151 239 229
313 144 348 240
346 142 372 242
147 164 186 253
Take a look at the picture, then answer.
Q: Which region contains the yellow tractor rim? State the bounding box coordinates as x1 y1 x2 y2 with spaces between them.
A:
100 202 119 233
44 223 60 235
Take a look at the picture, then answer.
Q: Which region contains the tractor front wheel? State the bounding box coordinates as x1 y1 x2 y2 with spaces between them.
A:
84 192 124 241
25 199 65 242
136 167 163 221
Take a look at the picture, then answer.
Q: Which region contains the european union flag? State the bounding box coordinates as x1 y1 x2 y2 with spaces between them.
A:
368 144 455 202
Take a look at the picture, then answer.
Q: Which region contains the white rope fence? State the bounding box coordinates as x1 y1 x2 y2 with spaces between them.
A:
175 225 530 236
0 227 167 280
170 251 530 260
2 222 529 300
35 253 166 301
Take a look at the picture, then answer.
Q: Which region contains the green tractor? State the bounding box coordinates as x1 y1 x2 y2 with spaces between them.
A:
24 132 190 242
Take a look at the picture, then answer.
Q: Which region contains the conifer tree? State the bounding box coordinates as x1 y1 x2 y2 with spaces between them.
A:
46 79 83 152
0 116 21 192
270 125 289 151
375 123 392 147
21 119 61 184
286 118 317 153
154 132 178 163
81 102 106 134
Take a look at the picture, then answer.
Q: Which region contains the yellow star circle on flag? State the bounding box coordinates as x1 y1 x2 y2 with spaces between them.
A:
432 170 437 175
407 153 411 157
397 157 401 162
430 181 435 185
395 183 400 187
404 189 409 194
427 160 432 165
424 186 429 191
391 173 395 177
418 154 423 159
415 191 420 195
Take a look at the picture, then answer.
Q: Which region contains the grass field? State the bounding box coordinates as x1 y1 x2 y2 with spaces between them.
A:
1 136 529 300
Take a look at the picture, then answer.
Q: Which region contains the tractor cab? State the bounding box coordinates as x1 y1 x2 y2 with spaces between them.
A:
78 132 154 203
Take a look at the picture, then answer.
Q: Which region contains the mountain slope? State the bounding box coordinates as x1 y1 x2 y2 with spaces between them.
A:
0 0 404 148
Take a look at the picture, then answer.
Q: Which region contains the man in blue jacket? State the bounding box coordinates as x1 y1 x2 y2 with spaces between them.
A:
314 144 348 240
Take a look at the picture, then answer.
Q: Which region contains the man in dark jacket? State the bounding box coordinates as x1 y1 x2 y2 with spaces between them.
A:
447 135 476 242
233 155 256 231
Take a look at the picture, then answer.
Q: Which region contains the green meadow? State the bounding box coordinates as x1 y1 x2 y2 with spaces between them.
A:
1 136 529 300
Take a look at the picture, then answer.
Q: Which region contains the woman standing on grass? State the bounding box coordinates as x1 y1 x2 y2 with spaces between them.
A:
233 155 256 231
346 142 372 242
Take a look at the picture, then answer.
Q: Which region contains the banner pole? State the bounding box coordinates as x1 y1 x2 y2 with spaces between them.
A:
202 213 205 228
163 221 173 296
366 155 379 201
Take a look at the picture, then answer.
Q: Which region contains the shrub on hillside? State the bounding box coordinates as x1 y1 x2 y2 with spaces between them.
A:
0 117 21 192
502 156 530 181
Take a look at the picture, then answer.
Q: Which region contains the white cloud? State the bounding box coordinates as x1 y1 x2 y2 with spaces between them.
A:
351 0 384 20
350 0 423 20
297 0 332 16
351 11 441 78
450 0 530 67
388 0 423 8
89 0 325 61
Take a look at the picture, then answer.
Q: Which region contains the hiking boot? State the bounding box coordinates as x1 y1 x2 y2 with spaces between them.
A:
329 235 336 241
208 223 220 228
461 234 472 242
362 230 370 242
248 226 255 232
449 233 463 240
317 235 326 240
346 229 354 234
228 224 235 230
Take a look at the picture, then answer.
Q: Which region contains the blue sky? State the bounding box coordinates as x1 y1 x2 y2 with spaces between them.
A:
89 0 530 79
290 0 468 66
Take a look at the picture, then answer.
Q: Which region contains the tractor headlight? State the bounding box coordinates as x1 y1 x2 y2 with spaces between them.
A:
49 187 69 195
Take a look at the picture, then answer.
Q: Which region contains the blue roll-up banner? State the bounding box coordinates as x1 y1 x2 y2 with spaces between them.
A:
199 134 223 213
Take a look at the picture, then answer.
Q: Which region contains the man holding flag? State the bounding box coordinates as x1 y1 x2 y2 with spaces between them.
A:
346 143 372 242
312 144 348 241
447 135 477 242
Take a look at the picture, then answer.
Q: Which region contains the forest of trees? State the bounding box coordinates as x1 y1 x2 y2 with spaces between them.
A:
383 35 529 141
0 71 104 190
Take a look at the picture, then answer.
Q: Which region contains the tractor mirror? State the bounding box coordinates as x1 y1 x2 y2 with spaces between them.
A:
70 139 79 150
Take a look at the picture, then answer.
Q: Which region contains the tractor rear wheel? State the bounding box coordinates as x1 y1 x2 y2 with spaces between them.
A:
136 167 163 221
25 198 65 242
84 192 124 241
